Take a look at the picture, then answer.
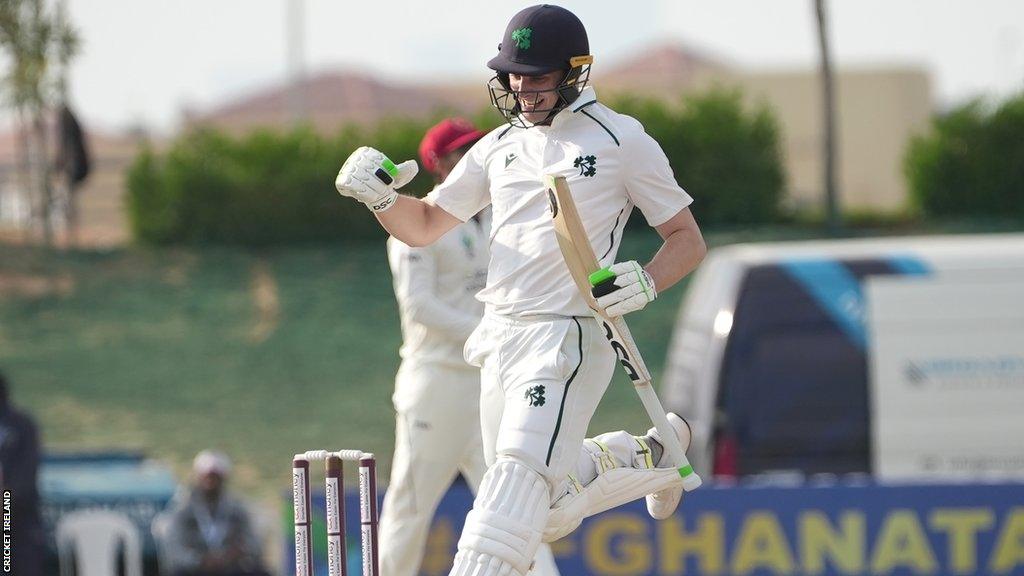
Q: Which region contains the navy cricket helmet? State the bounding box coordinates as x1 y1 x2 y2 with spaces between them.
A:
486 4 593 127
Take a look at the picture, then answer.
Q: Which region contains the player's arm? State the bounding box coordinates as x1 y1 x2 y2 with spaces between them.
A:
645 207 706 293
375 195 462 247
334 146 461 246
593 208 705 316
593 126 706 317
389 242 480 340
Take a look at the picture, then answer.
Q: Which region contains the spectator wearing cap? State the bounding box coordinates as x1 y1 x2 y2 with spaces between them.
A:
157 450 269 576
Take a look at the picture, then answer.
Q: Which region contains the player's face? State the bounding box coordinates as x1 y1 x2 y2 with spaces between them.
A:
508 70 563 124
197 471 224 497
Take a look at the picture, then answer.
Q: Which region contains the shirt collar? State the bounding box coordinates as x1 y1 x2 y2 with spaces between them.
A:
551 86 598 128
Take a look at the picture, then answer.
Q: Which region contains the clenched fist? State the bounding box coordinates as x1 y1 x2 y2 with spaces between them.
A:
335 146 419 212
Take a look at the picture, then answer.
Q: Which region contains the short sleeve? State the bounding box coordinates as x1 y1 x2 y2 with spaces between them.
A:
425 135 492 222
622 126 693 227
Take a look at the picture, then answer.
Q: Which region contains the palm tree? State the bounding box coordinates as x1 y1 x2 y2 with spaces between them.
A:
0 0 78 245
815 0 840 234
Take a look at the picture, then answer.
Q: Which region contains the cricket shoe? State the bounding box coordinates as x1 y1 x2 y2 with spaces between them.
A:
640 412 693 520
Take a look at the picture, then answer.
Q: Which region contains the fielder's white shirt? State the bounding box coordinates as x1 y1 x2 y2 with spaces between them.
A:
387 211 489 368
426 87 693 318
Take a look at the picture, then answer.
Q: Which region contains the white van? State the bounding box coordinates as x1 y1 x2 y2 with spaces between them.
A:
661 233 1024 481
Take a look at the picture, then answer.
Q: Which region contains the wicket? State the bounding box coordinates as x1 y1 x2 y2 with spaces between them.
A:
292 450 379 576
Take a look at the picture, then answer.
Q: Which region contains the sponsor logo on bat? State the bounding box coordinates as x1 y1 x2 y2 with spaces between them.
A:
603 321 640 381
548 188 558 218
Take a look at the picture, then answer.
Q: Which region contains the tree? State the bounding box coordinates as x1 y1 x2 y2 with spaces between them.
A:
905 94 1024 218
814 0 841 234
0 0 79 245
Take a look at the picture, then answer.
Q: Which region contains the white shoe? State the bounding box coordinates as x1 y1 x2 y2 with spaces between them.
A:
644 413 692 520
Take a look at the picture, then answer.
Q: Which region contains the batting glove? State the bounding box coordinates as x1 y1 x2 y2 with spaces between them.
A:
591 261 658 317
335 146 419 212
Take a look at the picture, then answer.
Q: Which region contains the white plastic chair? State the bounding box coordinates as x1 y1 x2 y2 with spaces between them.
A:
150 511 172 574
56 509 143 576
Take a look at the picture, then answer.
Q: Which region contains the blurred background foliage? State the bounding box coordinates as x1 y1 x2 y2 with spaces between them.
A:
612 89 785 226
126 89 788 246
905 92 1024 220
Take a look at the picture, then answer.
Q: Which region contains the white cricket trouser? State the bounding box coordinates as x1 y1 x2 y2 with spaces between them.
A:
379 362 486 576
451 313 682 574
379 361 561 576
466 313 617 508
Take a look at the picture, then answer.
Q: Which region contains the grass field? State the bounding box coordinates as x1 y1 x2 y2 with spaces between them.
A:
0 223 982 501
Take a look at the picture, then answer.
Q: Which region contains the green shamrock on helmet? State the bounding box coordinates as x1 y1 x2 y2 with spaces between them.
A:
511 27 532 50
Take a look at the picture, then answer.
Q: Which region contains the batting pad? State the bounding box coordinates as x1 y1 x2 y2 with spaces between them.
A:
451 459 551 576
544 466 683 542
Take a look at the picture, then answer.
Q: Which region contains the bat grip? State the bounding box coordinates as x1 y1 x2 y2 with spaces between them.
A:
589 267 618 298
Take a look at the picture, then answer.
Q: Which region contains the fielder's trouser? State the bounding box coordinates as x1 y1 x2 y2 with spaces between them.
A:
379 362 487 576
451 314 617 575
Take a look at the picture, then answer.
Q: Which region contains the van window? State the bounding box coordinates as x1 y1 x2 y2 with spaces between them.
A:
716 258 928 477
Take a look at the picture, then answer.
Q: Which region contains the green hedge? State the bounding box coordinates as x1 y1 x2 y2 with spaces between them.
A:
127 123 439 245
611 89 786 226
127 89 786 245
905 93 1024 218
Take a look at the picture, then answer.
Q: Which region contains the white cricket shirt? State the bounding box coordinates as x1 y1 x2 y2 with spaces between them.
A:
387 212 489 368
426 87 693 318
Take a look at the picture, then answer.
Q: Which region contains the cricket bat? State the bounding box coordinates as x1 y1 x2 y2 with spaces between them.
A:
546 174 702 492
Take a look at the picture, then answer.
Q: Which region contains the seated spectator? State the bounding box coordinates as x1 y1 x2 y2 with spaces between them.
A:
0 371 44 576
157 450 269 576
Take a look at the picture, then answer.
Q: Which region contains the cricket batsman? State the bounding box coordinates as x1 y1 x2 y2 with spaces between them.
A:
335 5 705 574
379 118 559 576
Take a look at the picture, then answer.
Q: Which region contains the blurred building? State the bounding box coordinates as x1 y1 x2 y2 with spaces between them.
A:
741 68 931 212
190 41 933 213
182 72 489 137
595 43 932 212
597 41 739 94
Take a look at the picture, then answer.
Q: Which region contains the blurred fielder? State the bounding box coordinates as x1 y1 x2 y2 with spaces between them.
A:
379 118 559 576
336 5 704 574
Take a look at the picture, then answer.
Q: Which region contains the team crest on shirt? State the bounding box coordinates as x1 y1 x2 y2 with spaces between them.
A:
461 233 475 258
573 154 597 177
525 385 546 407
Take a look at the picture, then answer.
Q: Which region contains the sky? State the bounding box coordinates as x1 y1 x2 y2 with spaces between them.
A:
42 0 1024 134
